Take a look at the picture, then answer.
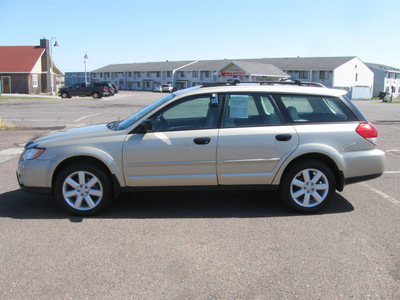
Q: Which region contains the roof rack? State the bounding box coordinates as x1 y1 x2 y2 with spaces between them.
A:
201 79 326 88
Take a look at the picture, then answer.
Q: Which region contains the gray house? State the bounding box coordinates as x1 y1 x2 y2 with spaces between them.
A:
366 63 400 98
253 57 374 99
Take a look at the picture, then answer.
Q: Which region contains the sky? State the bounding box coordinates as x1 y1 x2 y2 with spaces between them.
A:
1 0 399 72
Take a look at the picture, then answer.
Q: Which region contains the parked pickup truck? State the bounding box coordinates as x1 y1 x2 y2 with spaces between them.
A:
58 82 111 99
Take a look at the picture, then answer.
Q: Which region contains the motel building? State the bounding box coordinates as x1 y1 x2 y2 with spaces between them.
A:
90 60 290 91
90 57 376 99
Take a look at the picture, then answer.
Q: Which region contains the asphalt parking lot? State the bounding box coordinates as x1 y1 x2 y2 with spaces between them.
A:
0 91 399 298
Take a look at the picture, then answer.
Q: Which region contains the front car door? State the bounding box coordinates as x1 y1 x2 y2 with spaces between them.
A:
217 93 299 185
122 93 222 187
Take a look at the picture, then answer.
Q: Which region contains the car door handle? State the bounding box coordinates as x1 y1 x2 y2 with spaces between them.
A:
194 137 211 145
275 134 292 141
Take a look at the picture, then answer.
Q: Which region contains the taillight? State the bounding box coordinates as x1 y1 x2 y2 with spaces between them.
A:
103 87 106 92
356 122 378 145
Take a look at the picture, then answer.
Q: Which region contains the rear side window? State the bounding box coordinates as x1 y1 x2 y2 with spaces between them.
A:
222 94 283 127
275 94 357 123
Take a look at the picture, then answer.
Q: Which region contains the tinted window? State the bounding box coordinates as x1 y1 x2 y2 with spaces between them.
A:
222 94 283 127
276 94 357 123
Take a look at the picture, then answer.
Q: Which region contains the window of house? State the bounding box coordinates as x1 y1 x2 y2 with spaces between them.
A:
205 71 211 78
299 71 308 79
32 74 38 87
156 72 161 77
147 72 151 78
355 73 358 82
167 71 172 77
180 71 186 78
128 72 132 78
319 71 329 80
193 71 199 77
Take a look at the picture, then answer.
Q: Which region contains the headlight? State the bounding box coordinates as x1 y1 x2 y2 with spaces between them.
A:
22 148 45 160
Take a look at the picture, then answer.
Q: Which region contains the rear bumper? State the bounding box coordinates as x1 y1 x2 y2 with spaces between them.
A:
342 148 385 183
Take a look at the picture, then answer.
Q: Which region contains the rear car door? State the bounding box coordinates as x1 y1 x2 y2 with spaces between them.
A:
217 93 299 185
123 94 222 187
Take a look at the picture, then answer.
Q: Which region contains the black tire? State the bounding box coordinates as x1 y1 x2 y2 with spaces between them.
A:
92 92 100 99
280 160 336 213
61 92 69 99
54 163 113 215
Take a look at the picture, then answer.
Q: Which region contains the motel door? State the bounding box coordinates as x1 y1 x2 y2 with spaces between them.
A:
2 76 11 93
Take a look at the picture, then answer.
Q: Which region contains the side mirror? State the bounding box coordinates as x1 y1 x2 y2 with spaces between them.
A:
130 119 153 134
140 119 153 133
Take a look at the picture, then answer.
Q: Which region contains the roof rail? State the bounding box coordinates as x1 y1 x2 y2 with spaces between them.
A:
201 80 326 88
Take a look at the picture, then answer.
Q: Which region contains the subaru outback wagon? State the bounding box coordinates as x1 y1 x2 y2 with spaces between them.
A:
17 81 385 215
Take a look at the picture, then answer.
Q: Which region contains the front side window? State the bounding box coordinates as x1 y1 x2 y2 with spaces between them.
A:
276 94 357 123
222 94 283 128
151 94 221 132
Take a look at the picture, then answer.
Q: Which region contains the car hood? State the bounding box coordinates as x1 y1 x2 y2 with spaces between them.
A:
32 124 116 147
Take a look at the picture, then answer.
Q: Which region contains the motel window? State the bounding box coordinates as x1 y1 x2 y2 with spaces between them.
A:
319 71 329 80
299 71 308 79
129 72 132 78
193 71 199 77
205 71 211 78
147 72 151 77
156 72 161 77
167 71 172 77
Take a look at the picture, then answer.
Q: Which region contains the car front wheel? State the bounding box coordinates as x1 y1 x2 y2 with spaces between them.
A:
280 160 336 213
61 92 69 98
54 163 112 215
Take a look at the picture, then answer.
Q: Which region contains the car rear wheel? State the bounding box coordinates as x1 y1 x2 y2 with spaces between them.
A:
55 163 112 215
280 160 335 213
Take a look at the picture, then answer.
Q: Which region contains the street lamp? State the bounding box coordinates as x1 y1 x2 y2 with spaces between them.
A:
84 52 88 85
50 37 59 95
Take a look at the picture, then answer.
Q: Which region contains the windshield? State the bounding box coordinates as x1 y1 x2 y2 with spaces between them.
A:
115 93 175 130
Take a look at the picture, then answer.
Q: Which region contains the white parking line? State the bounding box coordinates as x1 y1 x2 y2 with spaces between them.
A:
361 182 400 207
0 148 24 164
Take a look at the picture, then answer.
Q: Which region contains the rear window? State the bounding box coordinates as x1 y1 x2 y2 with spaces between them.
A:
274 94 358 123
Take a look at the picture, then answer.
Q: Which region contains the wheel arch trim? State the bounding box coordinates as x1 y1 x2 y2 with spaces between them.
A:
272 144 345 191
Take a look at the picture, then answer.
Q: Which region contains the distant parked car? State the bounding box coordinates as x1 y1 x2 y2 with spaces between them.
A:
162 84 174 93
93 82 113 96
153 86 162 92
111 83 119 94
58 83 107 99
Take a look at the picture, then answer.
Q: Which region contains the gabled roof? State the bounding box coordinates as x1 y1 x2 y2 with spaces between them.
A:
230 61 289 77
92 61 195 73
366 62 400 73
0 46 45 73
243 56 357 70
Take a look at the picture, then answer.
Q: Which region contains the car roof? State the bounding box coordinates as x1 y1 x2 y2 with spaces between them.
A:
174 84 348 98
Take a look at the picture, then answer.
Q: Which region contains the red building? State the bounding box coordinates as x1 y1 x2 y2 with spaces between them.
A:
0 38 64 94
